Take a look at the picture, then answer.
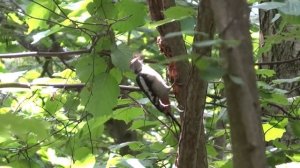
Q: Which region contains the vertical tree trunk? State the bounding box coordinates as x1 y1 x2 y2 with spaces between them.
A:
177 0 214 167
209 0 266 167
259 1 300 96
147 0 210 167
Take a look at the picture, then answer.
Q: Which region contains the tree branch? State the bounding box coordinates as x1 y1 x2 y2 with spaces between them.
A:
0 50 91 59
255 56 300 66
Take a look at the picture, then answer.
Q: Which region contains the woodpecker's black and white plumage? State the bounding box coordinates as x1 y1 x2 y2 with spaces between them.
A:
130 56 180 128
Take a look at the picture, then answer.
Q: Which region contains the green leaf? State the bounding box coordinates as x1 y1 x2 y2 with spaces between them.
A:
130 120 160 130
206 144 218 157
110 68 123 84
111 44 132 72
289 120 300 138
263 123 286 142
44 95 66 114
113 107 144 124
195 57 225 80
73 147 96 168
0 113 49 141
256 69 276 78
264 93 289 105
26 1 55 33
75 55 107 82
164 6 195 20
87 0 116 19
80 73 119 117
213 160 233 168
272 76 300 84
53 69 76 79
150 6 195 28
112 0 146 32
287 153 300 162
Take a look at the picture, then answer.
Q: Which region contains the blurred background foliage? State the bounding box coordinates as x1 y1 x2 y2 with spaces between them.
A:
0 0 300 167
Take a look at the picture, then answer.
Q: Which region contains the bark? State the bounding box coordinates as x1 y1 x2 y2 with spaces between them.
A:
177 0 214 167
259 0 300 152
147 0 189 109
147 1 211 167
259 1 300 96
209 0 266 167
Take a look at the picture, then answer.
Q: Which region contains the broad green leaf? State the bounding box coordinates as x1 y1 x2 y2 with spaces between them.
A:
256 69 276 78
44 95 66 114
150 6 195 28
206 144 218 157
112 0 146 32
76 116 109 141
287 154 300 162
23 70 40 80
213 160 233 168
263 123 286 141
164 6 195 20
80 73 119 117
272 76 300 84
195 58 224 80
26 1 55 33
0 113 49 140
289 120 300 138
111 44 132 72
113 107 144 124
264 93 289 105
73 147 95 168
87 0 116 19
75 55 107 82
110 68 122 84
53 69 76 79
130 120 160 130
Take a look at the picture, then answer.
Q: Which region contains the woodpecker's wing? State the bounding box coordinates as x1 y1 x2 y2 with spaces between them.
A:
136 74 163 111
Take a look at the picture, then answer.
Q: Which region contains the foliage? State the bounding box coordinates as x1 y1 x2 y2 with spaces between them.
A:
0 0 299 167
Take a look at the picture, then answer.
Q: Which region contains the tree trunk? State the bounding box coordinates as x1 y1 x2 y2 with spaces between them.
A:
177 0 214 167
259 1 300 97
209 0 267 167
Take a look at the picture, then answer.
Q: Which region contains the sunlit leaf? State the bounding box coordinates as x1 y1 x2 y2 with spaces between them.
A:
73 147 95 168
0 113 49 140
256 69 276 78
263 123 286 141
53 69 76 79
26 1 55 33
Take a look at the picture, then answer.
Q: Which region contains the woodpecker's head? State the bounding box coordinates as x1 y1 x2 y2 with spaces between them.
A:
130 54 143 74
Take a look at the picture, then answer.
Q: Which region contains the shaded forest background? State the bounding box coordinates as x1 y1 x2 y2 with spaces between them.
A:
0 0 300 167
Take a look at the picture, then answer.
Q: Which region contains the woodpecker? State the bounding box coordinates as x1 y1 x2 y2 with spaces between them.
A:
130 56 180 128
